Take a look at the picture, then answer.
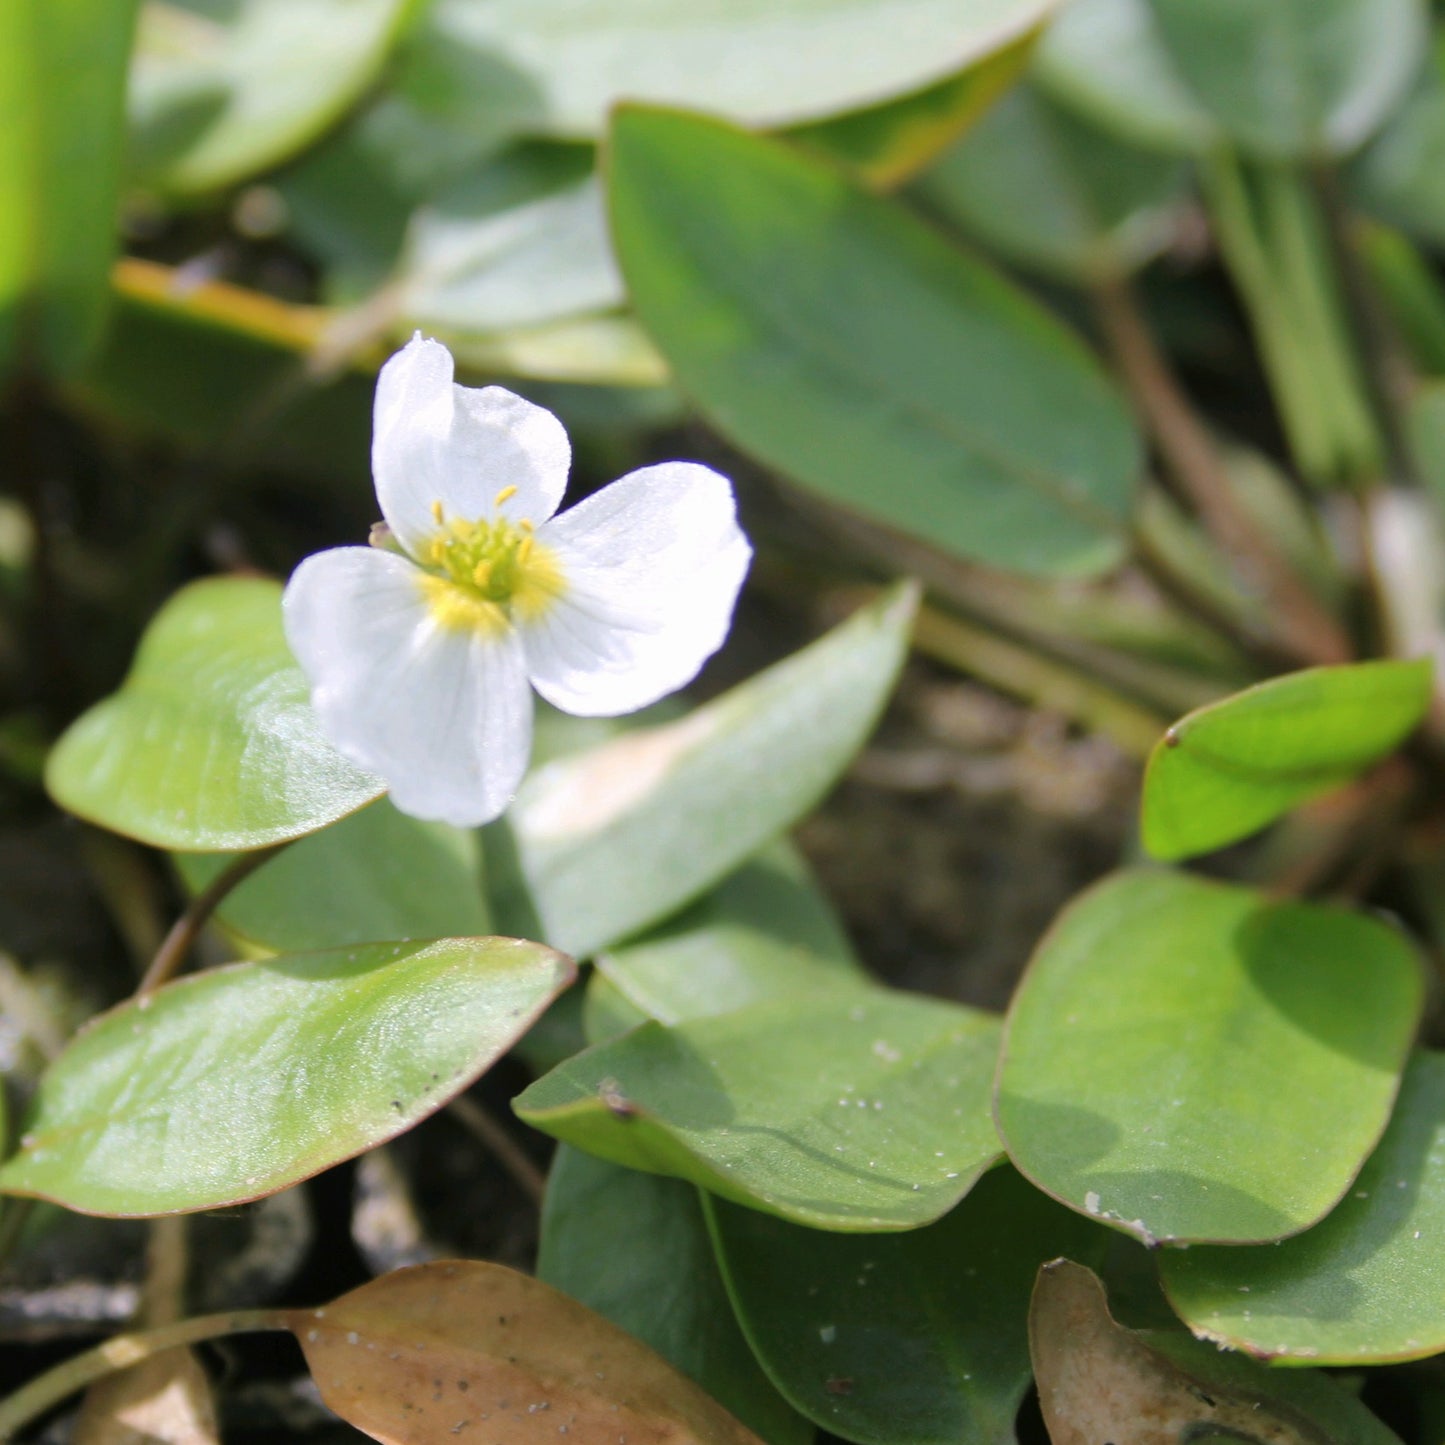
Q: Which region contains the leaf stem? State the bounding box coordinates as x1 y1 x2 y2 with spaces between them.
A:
447 1094 548 1206
0 1309 290 1441
137 843 290 996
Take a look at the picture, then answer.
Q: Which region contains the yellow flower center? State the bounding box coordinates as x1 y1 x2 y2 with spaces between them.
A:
417 488 564 633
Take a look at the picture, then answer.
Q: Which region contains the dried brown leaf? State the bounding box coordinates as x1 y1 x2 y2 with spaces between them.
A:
1029 1259 1326 1445
289 1260 766 1445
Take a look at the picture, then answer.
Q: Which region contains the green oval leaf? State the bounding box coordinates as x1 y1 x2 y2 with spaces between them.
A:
919 80 1188 283
175 799 490 955
539 1147 810 1445
0 0 138 377
597 840 868 1025
608 105 1141 578
1146 0 1426 161
428 0 1057 138
996 869 1423 1245
0 937 573 1216
497 583 917 959
1141 658 1432 862
705 1166 1106 1445
1162 1050 1445 1364
129 0 414 195
46 577 385 851
515 990 1003 1232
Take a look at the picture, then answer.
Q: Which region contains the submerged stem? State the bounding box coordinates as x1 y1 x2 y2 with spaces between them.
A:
0 1309 290 1441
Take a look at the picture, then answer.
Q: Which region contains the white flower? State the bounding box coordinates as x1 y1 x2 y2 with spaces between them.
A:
283 335 751 827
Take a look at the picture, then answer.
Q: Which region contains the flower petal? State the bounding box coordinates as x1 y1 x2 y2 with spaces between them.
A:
372 335 571 559
283 547 533 827
520 461 751 717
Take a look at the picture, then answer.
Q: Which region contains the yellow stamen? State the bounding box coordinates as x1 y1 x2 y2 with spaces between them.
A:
494 484 518 507
472 558 494 589
430 500 445 524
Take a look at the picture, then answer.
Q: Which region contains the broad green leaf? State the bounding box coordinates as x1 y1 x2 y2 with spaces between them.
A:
515 989 1003 1232
919 80 1188 282
399 150 623 335
1141 659 1432 862
609 106 1140 579
129 0 415 195
175 799 490 955
46 577 384 851
705 1166 1105 1445
790 31 1035 188
292 1261 766 1445
1032 0 1215 155
499 584 916 959
540 1147 810 1445
428 0 1058 138
1352 38 1445 246
997 870 1423 1245
0 0 139 377
597 840 868 1025
0 937 573 1216
1162 1050 1445 1364
1146 0 1427 161
1031 1260 1403 1445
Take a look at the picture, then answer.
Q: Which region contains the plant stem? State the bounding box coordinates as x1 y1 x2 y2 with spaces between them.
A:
0 1309 290 1441
137 844 290 996
1093 273 1352 667
447 1094 548 1205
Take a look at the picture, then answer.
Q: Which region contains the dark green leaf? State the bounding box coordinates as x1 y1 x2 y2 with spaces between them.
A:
609 106 1140 578
706 1166 1105 1445
539 1147 810 1445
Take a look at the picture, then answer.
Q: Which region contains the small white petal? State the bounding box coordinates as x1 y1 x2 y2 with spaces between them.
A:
371 335 571 558
520 461 751 717
283 547 533 826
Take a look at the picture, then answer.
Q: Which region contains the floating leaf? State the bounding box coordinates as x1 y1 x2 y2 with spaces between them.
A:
1141 658 1432 861
129 0 414 195
1146 0 1426 161
539 1147 809 1445
0 937 572 1215
597 840 867 1025
175 800 490 955
609 106 1140 578
427 0 1058 138
515 990 1002 1231
46 578 384 851
1031 1260 1401 1445
0 0 138 376
996 869 1423 1244
919 80 1187 282
705 1166 1104 1445
501 583 916 959
1162 1050 1445 1364
292 1260 764 1445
